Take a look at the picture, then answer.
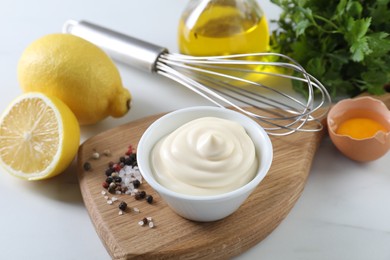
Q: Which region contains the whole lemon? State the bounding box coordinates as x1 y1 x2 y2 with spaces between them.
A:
18 34 131 125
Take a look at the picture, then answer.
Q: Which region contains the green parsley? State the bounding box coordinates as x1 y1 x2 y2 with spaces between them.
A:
270 0 390 98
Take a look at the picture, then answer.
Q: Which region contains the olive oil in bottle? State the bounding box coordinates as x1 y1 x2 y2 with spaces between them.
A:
178 0 269 56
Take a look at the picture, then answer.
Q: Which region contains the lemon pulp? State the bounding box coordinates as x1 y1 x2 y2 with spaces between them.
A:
0 93 80 180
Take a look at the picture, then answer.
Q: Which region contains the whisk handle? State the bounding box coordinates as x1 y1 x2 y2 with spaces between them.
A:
62 20 167 73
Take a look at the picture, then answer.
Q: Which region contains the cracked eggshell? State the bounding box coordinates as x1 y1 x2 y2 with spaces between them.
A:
327 96 390 162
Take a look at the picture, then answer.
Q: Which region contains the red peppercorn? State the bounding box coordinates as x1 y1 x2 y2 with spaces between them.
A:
102 181 109 189
113 164 122 172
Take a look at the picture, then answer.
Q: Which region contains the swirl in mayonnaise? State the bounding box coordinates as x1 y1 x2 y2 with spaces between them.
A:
151 117 258 196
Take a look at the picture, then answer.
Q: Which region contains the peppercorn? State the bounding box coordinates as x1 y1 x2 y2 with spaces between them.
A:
118 201 127 211
135 191 146 200
145 195 153 204
109 182 116 189
113 164 122 172
83 162 91 171
142 217 148 225
108 186 116 194
132 179 141 189
103 149 111 157
106 176 114 184
119 156 126 163
113 176 122 183
129 153 137 162
124 157 132 166
105 167 114 176
135 192 142 200
108 161 115 167
102 181 109 189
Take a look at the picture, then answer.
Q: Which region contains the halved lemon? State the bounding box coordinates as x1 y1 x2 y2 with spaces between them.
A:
0 92 80 180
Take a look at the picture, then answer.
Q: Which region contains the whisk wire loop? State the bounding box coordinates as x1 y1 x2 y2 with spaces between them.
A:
63 20 331 136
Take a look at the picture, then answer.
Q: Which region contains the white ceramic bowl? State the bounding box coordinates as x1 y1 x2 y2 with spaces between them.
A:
137 106 273 222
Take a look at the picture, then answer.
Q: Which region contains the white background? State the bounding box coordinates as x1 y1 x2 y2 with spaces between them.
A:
0 1 389 259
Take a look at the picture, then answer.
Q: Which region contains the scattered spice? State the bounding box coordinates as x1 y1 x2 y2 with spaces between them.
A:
83 162 92 171
102 182 109 189
132 179 141 189
90 144 156 226
119 201 127 211
135 191 146 200
103 149 111 157
145 195 153 204
92 152 100 160
138 217 155 228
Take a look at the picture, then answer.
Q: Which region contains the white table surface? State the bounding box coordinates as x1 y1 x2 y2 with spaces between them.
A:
1 1 390 259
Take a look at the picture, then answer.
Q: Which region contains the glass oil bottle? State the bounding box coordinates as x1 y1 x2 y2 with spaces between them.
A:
178 0 269 56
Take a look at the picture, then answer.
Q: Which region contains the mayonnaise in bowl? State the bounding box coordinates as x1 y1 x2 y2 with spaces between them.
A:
137 106 273 221
151 117 258 196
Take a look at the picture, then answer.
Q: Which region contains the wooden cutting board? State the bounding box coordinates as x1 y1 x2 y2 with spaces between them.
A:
77 109 325 259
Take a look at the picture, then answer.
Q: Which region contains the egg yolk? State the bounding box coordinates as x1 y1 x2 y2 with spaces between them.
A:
336 118 388 139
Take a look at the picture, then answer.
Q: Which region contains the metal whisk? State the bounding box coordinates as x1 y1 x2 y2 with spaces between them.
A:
63 20 331 135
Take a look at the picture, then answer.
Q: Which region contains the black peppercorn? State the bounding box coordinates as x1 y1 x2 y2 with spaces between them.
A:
106 176 114 184
119 156 126 163
145 195 153 204
113 176 122 183
124 157 133 166
142 217 148 225
132 179 140 189
129 153 136 162
83 162 91 171
105 167 114 176
118 201 127 211
135 191 146 200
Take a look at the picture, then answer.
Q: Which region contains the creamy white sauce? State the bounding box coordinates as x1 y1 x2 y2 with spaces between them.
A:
151 117 258 196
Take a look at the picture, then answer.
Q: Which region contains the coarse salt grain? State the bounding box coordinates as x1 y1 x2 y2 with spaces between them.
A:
119 210 124 215
113 165 143 195
148 221 155 228
107 200 113 205
92 152 100 159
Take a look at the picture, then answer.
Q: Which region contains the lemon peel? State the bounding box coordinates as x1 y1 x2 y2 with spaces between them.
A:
0 92 80 180
18 34 131 125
